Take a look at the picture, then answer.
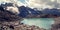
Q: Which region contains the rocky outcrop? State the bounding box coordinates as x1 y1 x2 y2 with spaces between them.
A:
0 21 46 30
51 17 60 30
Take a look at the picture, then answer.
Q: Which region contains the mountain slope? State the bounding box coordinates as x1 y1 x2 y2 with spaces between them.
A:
18 6 42 18
18 6 60 18
0 6 22 22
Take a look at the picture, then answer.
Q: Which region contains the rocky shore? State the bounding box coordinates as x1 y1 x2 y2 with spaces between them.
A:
0 21 46 30
51 17 60 30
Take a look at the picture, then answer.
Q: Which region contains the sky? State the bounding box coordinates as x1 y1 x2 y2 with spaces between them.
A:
25 0 59 9
0 0 60 9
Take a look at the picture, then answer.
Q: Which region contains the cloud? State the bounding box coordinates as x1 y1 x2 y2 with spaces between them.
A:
0 0 59 10
57 0 60 9
0 0 59 9
25 0 59 9
57 0 60 3
6 6 20 14
0 0 25 6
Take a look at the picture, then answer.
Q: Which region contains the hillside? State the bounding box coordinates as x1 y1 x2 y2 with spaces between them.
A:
0 6 22 22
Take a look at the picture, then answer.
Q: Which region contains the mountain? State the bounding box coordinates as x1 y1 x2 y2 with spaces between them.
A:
0 5 22 22
0 3 60 18
1 3 13 7
42 8 60 16
18 6 42 18
18 6 60 18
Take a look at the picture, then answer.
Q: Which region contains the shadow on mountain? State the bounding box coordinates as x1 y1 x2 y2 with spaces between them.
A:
18 6 42 18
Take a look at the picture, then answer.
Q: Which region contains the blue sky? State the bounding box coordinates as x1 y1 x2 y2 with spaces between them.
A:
19 0 25 4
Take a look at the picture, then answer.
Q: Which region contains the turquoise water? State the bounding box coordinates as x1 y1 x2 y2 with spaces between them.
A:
21 18 54 29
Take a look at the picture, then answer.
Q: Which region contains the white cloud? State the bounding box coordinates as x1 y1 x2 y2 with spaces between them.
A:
0 0 25 6
0 0 23 14
0 0 59 9
57 0 60 3
25 0 59 9
57 0 60 9
6 6 20 14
